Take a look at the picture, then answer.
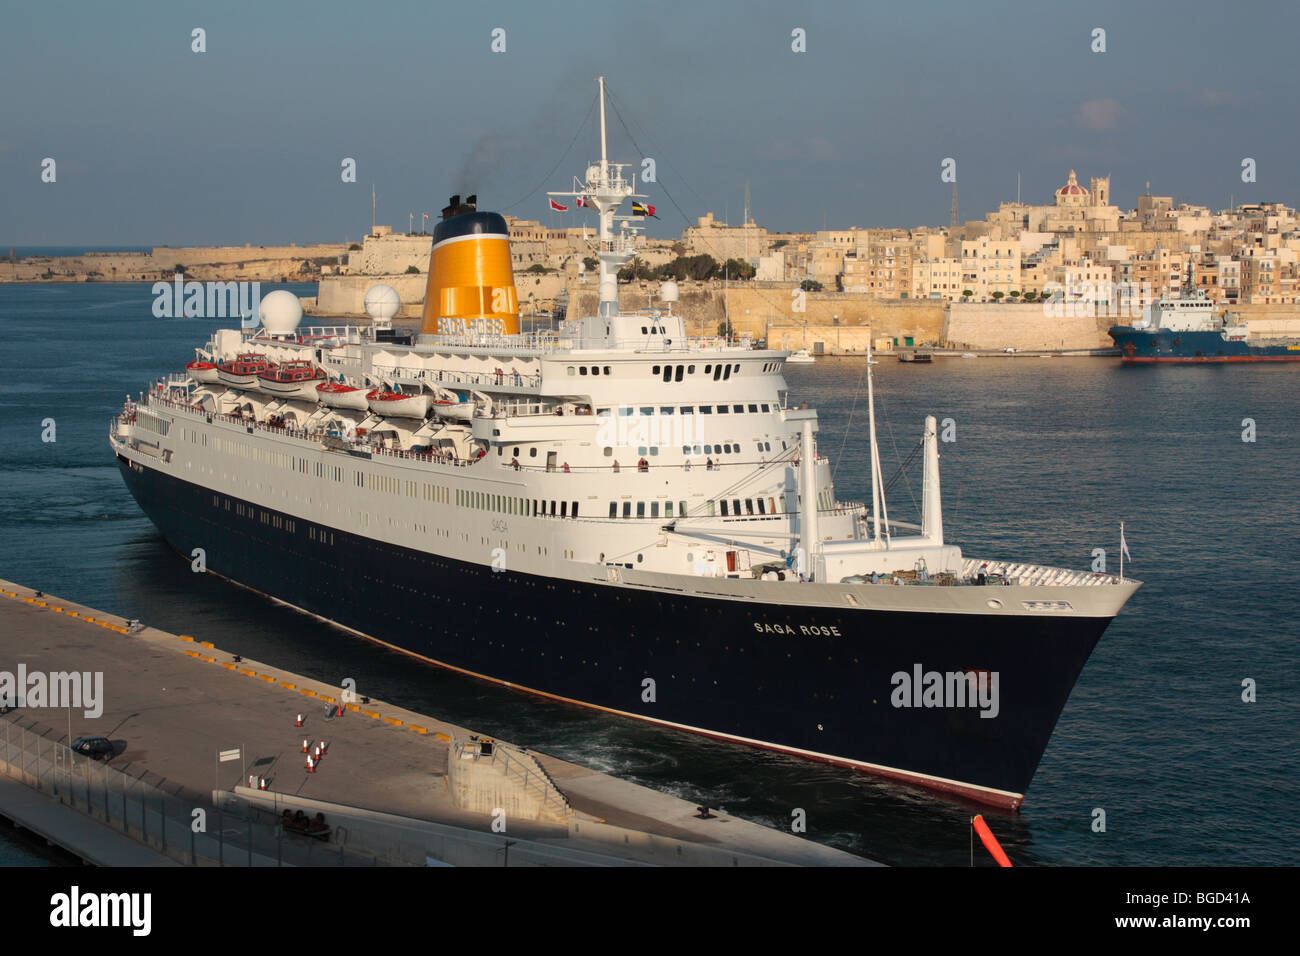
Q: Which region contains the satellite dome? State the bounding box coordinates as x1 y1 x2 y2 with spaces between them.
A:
660 280 679 303
259 290 303 335
364 284 401 321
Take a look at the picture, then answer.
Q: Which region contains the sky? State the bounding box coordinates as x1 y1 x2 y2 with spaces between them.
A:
1 0 1296 246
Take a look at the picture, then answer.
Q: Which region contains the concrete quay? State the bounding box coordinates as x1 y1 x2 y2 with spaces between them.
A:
0 579 875 867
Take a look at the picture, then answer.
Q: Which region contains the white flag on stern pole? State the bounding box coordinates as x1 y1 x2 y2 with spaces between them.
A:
1120 522 1132 562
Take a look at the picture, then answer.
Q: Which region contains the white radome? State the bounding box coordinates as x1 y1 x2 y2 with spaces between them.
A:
660 280 679 303
259 290 304 335
364 284 401 321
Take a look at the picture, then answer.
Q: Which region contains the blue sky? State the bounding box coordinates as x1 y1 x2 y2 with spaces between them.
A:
1 0 1295 245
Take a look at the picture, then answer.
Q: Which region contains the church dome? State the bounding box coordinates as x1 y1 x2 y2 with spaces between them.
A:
1055 170 1089 205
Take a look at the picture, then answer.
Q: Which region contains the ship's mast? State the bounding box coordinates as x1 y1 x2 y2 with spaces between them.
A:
549 77 646 320
599 75 608 179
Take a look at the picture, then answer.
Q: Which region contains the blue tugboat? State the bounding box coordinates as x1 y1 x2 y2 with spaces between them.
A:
1110 283 1300 363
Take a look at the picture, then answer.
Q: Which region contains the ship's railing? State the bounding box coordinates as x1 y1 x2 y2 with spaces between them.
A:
371 445 477 468
370 365 541 390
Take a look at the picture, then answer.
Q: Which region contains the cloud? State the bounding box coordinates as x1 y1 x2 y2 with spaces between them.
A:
1075 98 1127 131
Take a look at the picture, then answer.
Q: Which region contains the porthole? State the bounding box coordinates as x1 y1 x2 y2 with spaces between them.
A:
986 598 1003 609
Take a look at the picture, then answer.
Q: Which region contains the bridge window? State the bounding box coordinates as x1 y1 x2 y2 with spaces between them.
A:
733 405 744 413
688 365 695 374
572 501 578 518
675 365 684 382
748 404 758 413
663 366 671 382
722 365 732 380
665 501 674 517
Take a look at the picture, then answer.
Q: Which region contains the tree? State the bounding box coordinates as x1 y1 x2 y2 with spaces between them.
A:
718 320 735 339
654 254 718 282
962 289 974 299
174 263 185 275
991 291 1004 301
348 243 361 251
723 258 755 280
524 263 550 273
582 256 598 272
800 278 823 292
1022 290 1037 302
405 265 420 274
1009 290 1021 299
670 241 686 257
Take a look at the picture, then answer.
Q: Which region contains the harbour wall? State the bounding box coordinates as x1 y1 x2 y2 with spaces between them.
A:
0 243 348 283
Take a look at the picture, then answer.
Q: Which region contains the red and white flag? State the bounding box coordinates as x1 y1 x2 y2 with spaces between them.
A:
549 199 568 211
422 213 429 220
576 195 588 207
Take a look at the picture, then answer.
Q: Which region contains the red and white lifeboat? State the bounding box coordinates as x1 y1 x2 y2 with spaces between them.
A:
316 381 372 411
367 389 431 419
216 353 271 388
186 360 219 384
258 360 327 401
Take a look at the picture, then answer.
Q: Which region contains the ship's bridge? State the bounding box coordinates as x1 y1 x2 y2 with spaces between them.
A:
564 312 688 350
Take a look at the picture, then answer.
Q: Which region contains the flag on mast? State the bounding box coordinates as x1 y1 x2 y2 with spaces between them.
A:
576 195 588 207
1120 523 1132 562
549 199 568 212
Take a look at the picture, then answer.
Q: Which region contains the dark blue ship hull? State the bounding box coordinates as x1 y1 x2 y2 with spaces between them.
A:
116 453 1117 808
1110 326 1300 362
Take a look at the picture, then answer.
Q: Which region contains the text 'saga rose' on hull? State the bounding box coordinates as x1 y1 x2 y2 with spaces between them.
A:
111 78 1139 809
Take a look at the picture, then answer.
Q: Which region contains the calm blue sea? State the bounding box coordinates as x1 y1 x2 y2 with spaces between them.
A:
0 282 1296 866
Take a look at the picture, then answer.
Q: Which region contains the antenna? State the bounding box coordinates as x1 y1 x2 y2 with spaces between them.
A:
950 182 959 231
598 75 608 178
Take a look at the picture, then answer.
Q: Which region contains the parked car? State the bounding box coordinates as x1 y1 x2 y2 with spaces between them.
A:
71 736 114 760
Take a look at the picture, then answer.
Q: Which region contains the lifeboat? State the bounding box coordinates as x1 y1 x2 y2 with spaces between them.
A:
316 381 372 411
186 360 219 384
258 360 327 401
434 399 474 421
367 389 431 419
216 353 271 388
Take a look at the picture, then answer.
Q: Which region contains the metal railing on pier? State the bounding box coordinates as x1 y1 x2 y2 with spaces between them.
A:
0 712 360 866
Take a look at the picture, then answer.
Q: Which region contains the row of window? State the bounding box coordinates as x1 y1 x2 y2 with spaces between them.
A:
649 362 743 382
456 487 581 519
212 493 297 534
598 403 774 417
606 495 787 519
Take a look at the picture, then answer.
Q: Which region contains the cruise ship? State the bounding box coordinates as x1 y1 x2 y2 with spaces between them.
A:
110 79 1140 809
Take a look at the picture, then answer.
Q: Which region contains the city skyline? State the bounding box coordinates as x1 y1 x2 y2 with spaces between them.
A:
2 0 1296 246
